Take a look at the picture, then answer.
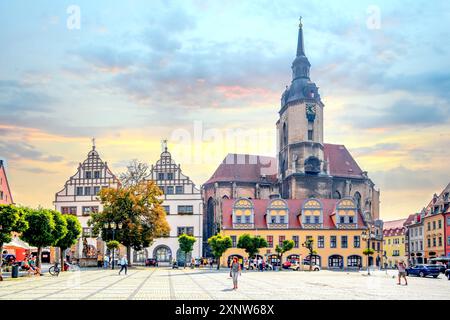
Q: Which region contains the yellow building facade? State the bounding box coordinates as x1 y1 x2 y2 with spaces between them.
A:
382 219 407 268
220 197 381 269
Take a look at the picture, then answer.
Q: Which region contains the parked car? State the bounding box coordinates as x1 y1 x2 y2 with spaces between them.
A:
245 260 258 270
289 261 321 271
145 258 158 267
405 264 441 278
282 261 292 269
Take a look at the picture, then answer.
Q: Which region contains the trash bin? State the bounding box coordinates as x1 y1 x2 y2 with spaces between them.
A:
12 265 19 278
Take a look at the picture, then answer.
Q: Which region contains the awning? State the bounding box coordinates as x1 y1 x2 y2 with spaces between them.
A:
4 237 36 250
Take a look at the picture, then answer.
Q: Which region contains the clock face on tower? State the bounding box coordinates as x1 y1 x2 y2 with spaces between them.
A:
306 103 316 121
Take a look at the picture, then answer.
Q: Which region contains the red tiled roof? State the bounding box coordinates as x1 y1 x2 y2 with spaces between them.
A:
383 218 407 236
323 144 364 178
403 214 416 227
221 198 366 230
204 154 277 185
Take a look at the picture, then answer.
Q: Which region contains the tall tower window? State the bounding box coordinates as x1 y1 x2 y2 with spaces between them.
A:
308 129 313 141
283 123 287 146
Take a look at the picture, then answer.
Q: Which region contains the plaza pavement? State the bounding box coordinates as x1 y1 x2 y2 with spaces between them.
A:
0 267 448 300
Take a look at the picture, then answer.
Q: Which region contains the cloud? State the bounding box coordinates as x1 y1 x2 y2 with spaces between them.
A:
0 80 55 113
0 141 64 163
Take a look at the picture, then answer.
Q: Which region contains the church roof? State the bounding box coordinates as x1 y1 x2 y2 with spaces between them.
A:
203 154 278 185
324 144 365 179
221 198 367 230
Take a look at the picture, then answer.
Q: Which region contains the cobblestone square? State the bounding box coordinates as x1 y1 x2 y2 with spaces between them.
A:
0 267 448 300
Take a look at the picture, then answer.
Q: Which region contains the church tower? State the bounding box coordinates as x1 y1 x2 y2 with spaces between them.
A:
277 18 331 199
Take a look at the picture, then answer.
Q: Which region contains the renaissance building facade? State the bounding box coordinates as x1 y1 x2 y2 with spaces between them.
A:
139 144 203 265
203 20 383 263
54 143 121 263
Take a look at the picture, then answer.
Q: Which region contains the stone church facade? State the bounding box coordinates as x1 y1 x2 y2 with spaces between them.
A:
202 20 381 256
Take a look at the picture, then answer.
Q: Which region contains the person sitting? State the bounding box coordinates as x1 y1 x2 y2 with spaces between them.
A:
28 257 41 276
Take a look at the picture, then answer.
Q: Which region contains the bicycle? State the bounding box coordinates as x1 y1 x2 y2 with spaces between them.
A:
49 262 61 276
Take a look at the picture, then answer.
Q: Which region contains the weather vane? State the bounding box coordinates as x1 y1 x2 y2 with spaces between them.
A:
299 16 303 28
92 137 96 150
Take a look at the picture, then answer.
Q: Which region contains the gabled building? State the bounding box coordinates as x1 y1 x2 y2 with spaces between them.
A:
423 183 450 260
0 160 14 205
405 211 426 264
383 218 407 268
142 143 203 265
54 143 121 262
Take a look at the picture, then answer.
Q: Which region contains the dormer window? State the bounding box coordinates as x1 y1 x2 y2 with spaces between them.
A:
301 199 323 228
266 199 289 229
233 198 254 229
336 198 358 228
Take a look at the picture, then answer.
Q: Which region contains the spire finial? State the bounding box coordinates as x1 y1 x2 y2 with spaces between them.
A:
161 139 168 152
92 137 96 150
296 17 305 57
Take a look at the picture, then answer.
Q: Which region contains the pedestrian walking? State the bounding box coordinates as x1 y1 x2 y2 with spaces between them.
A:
118 256 128 275
397 260 408 286
97 253 103 268
229 257 241 290
209 258 213 269
104 255 110 269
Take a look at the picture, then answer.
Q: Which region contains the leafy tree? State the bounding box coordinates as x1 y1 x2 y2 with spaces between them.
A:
119 159 149 187
0 205 28 281
21 208 67 268
89 181 170 266
302 239 317 271
55 215 81 272
207 234 232 270
237 234 268 260
178 234 196 268
107 240 120 251
275 239 295 269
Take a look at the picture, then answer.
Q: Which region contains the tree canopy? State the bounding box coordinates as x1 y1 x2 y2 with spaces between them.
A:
89 181 170 257
55 215 81 250
207 234 232 270
237 234 268 259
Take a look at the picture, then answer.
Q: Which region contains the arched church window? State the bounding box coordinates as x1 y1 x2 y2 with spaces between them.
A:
354 192 361 209
283 123 288 146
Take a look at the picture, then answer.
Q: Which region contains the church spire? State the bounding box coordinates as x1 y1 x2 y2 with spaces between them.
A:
296 17 305 57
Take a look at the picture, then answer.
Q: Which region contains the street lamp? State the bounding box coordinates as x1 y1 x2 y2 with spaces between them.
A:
104 221 123 270
362 227 373 276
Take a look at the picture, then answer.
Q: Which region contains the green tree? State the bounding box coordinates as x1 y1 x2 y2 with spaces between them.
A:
55 215 81 272
178 234 196 268
107 240 120 251
237 234 268 260
275 239 294 269
207 234 232 270
0 205 28 281
89 181 170 266
302 239 317 271
21 208 67 268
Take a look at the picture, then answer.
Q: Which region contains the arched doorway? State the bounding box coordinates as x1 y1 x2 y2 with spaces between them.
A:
267 254 281 266
328 255 343 269
287 254 300 263
153 245 172 263
347 255 362 268
305 254 321 267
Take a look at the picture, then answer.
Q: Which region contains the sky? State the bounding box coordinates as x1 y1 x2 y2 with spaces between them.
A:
1 0 450 221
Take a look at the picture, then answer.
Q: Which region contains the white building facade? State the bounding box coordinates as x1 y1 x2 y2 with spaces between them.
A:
54 144 121 261
407 211 425 265
133 146 203 265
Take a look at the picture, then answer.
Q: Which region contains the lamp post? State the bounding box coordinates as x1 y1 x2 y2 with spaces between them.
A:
362 227 372 276
104 221 122 270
